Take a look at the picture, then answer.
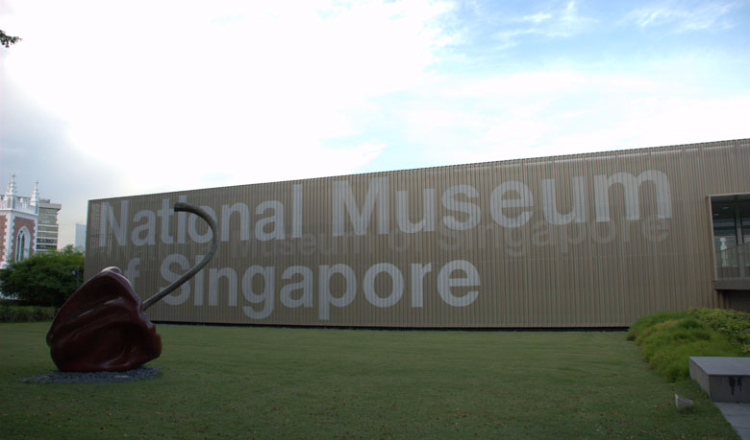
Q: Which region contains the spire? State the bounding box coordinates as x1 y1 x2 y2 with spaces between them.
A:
30 181 40 206
6 173 17 197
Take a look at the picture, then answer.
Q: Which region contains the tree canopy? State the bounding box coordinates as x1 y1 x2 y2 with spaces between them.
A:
0 246 84 307
1 29 22 48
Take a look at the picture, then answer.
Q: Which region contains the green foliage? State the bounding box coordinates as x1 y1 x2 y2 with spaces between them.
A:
0 29 22 48
0 246 84 307
688 307 750 356
628 309 747 382
0 304 56 322
626 310 686 343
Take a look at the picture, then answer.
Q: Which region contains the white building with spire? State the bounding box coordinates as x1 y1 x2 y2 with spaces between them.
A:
0 175 61 269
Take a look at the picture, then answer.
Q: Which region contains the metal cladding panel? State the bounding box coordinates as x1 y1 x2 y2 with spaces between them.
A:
85 139 750 328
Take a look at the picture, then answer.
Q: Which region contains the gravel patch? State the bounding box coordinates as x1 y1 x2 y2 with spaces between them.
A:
20 366 161 384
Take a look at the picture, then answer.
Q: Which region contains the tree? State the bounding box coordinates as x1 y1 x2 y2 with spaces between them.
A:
1 29 22 48
0 246 84 307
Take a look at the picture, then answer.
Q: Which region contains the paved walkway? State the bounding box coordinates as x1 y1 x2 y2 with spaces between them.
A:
689 357 750 439
716 403 750 440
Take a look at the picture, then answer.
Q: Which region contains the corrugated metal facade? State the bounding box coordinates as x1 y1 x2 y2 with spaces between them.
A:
85 139 750 327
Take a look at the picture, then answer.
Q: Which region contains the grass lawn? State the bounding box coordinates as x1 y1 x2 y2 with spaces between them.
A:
0 322 740 440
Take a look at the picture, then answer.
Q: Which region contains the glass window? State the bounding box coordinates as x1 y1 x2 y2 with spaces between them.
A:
15 229 29 261
742 205 750 244
712 202 738 250
712 195 750 280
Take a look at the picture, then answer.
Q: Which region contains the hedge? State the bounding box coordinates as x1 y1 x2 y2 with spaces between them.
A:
627 307 749 382
0 304 57 323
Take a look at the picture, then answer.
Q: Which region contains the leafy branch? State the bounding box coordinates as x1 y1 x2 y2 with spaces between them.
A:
1 29 22 48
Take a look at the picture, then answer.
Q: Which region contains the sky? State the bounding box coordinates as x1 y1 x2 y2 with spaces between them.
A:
1 0 749 247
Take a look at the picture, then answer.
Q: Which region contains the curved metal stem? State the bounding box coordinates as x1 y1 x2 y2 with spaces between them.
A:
142 203 218 311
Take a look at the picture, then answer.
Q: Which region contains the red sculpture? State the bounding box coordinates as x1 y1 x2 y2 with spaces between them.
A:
46 267 162 372
46 203 217 372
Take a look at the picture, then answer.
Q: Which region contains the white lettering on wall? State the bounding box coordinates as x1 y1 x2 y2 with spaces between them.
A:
490 181 533 228
161 253 191 305
292 184 303 238
542 177 587 225
396 189 436 233
188 205 217 243
97 170 673 247
594 170 672 222
255 201 285 241
131 209 156 246
318 264 357 320
332 177 389 236
437 260 480 307
157 198 175 244
241 266 275 319
221 203 250 242
280 266 314 308
363 263 404 308
99 201 129 247
160 257 482 320
209 267 238 306
442 185 481 231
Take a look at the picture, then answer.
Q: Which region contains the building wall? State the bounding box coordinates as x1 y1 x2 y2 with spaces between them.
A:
85 139 750 328
0 178 61 267
37 201 61 252
0 216 6 262
0 213 37 267
75 223 87 252
727 292 750 313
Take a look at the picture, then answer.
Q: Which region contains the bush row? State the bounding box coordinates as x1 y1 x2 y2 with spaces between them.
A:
688 307 750 356
0 304 57 323
627 308 749 382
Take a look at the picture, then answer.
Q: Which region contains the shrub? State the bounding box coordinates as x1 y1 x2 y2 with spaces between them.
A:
0 246 83 307
0 304 57 322
628 309 745 382
688 307 750 356
649 338 739 382
626 310 685 342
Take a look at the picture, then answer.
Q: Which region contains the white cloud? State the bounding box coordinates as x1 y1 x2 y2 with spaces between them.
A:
394 66 750 166
624 2 737 32
520 12 553 24
554 1 598 36
494 0 597 48
3 0 454 194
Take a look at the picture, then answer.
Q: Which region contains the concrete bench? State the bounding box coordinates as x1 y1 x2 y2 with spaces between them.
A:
689 357 750 403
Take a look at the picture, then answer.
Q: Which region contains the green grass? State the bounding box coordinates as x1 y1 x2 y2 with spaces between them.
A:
0 323 740 440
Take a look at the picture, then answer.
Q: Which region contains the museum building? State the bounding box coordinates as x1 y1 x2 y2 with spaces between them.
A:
85 139 750 328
